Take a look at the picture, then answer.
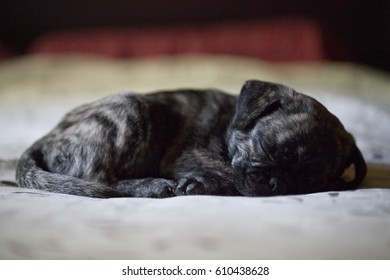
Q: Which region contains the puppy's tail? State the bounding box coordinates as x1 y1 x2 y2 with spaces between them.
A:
15 144 121 198
346 145 367 188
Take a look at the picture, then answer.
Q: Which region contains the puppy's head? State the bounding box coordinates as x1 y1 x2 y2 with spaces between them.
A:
228 80 367 196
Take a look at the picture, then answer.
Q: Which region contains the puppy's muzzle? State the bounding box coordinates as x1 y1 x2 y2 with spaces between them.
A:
234 168 289 196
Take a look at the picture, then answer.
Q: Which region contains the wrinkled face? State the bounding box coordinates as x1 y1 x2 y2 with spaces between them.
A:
230 120 350 196
228 80 366 196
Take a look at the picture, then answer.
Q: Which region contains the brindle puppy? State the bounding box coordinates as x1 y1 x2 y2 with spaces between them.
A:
16 80 367 198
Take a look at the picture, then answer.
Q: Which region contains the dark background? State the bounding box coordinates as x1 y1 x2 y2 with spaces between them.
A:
0 0 388 70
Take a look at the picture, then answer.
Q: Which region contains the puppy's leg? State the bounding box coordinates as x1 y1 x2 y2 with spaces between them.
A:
172 149 239 196
115 178 176 198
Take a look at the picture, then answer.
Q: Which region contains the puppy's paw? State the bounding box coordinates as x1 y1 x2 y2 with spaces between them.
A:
150 179 176 198
116 178 176 198
175 178 207 196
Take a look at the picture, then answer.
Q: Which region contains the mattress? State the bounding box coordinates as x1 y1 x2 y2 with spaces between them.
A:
0 54 389 259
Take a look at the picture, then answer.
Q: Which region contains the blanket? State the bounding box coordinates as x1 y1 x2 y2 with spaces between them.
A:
0 55 389 259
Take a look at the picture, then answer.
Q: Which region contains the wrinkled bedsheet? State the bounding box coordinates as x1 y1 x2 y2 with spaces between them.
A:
0 55 389 259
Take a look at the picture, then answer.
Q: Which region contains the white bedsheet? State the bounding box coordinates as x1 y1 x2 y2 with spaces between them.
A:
1 186 389 259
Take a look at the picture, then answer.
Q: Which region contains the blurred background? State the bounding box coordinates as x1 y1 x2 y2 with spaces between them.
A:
0 0 389 71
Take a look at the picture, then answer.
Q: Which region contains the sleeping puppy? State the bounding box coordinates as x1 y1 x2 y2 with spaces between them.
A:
16 80 367 198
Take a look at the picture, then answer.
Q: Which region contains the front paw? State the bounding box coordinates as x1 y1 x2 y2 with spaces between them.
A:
175 178 207 196
150 179 176 198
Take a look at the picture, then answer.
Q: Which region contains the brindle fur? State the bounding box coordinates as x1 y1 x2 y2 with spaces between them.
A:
16 80 367 198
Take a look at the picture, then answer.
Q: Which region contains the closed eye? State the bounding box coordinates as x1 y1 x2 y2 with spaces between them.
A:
259 138 275 163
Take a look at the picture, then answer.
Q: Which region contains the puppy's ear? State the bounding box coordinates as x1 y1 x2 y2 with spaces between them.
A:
231 80 287 131
346 145 367 188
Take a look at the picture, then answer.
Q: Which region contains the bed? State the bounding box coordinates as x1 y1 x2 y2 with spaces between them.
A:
0 52 389 259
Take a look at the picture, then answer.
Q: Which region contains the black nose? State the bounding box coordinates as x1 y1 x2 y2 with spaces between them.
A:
269 177 287 195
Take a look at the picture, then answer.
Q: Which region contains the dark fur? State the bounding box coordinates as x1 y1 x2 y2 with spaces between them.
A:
16 80 367 198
